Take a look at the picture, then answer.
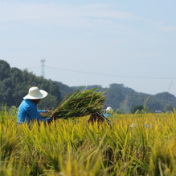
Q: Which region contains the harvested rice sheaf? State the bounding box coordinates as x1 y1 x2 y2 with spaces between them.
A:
51 87 106 119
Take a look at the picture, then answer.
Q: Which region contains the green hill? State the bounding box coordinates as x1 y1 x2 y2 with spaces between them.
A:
0 60 61 109
0 60 175 112
56 82 176 113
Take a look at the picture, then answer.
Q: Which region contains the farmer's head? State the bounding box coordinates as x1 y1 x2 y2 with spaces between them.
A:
23 87 48 104
106 107 113 114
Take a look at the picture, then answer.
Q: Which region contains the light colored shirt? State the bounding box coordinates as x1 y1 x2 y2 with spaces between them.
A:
17 99 50 124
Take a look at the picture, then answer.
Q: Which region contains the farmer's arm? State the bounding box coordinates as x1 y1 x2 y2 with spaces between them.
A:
28 105 50 123
37 110 46 113
38 110 51 113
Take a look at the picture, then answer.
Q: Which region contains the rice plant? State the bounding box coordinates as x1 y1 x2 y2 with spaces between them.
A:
51 87 106 119
1 107 176 175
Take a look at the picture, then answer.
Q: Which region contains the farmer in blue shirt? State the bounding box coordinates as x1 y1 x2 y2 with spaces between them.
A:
104 107 114 118
17 87 55 125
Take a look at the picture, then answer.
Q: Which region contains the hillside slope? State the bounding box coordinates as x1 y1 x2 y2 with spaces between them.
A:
1 60 175 112
56 82 176 112
0 60 61 109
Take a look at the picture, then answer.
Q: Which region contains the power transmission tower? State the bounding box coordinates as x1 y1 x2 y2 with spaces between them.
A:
41 59 45 78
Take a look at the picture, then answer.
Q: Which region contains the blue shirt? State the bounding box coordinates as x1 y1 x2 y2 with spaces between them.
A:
103 113 114 118
17 99 50 124
104 113 110 118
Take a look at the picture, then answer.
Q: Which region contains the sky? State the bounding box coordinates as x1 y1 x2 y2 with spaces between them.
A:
0 0 176 95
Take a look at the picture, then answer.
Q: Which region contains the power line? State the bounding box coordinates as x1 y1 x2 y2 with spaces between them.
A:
45 65 176 80
26 65 176 80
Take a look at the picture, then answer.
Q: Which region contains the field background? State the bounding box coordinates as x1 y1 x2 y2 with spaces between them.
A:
1 108 176 176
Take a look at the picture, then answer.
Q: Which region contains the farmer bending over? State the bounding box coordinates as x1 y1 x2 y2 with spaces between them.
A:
17 87 54 125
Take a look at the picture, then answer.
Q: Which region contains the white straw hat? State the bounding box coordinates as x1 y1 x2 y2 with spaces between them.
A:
23 87 48 100
106 107 113 112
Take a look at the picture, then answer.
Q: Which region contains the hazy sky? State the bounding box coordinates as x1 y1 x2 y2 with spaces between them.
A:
1 0 176 95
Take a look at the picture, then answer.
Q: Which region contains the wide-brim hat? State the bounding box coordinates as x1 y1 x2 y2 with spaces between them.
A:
23 87 48 100
106 107 112 111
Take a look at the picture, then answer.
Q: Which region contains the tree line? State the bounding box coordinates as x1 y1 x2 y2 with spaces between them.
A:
0 60 175 112
0 60 61 109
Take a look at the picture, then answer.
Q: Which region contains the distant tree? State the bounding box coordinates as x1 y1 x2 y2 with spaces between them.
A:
116 109 124 114
147 98 163 110
1 60 176 112
130 105 143 114
163 104 174 112
0 60 62 109
0 60 10 81
145 107 154 113
105 87 125 110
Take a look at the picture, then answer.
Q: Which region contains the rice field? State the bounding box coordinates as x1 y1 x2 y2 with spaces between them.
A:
1 108 176 176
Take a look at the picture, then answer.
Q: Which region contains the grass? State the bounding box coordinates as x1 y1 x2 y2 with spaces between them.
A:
1 107 176 175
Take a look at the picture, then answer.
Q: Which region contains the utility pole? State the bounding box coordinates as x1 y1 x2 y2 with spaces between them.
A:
41 59 45 78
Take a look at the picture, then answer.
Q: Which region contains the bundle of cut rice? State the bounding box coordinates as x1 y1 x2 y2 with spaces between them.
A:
50 87 106 119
